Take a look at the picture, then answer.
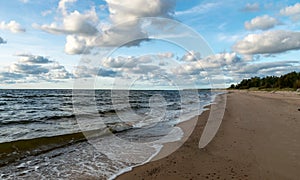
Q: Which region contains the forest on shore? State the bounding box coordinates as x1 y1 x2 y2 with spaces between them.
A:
229 71 300 90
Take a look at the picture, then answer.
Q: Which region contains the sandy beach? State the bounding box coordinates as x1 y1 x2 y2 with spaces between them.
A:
117 91 300 180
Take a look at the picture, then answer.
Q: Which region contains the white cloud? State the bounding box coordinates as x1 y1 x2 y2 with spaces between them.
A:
245 15 279 31
34 8 99 36
235 61 300 76
94 22 148 47
131 64 161 74
73 65 117 78
233 30 300 55
0 37 7 44
166 52 244 87
280 3 300 21
0 21 26 33
91 0 175 48
34 0 176 54
157 52 174 59
10 63 50 75
0 55 72 84
0 72 26 84
102 53 176 70
64 35 90 54
180 51 201 62
75 53 175 80
207 52 241 65
102 55 152 69
173 52 241 76
74 51 299 88
17 54 54 64
241 3 260 12
106 0 176 23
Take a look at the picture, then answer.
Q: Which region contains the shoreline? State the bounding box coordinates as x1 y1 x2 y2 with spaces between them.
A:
117 90 300 179
111 112 211 180
110 92 225 180
115 92 226 179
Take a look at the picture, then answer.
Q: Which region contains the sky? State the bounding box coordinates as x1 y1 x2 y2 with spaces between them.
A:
0 0 300 89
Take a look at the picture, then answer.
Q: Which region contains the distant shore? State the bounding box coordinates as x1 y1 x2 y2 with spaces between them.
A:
117 90 300 179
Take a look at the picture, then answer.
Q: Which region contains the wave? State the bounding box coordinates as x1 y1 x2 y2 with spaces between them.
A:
0 120 43 126
40 114 76 121
0 115 76 126
0 131 86 167
0 122 134 167
0 94 72 99
0 102 7 106
98 109 117 115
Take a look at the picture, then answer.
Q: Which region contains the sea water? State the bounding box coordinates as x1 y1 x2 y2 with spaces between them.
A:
0 89 219 179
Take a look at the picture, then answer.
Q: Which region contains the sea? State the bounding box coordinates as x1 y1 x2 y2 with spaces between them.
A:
0 89 220 179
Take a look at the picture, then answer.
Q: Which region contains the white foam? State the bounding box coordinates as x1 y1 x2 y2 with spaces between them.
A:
108 144 163 180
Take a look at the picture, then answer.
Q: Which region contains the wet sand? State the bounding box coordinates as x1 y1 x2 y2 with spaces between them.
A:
117 90 300 180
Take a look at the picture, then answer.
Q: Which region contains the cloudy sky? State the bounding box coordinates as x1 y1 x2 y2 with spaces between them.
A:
0 0 300 89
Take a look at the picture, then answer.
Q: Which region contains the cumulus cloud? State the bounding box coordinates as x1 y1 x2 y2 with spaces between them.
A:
0 72 25 84
73 65 117 78
16 54 53 64
106 0 176 23
101 53 175 74
97 68 118 77
102 55 153 69
75 51 298 88
131 64 161 74
33 0 99 55
34 0 176 54
10 63 50 75
173 52 241 76
72 52 176 84
34 7 99 36
206 52 241 65
233 30 300 55
64 35 91 54
241 3 260 12
280 3 300 21
75 53 174 86
0 55 72 84
0 37 7 44
0 20 26 33
245 15 279 31
180 51 201 62
157 52 174 59
166 52 244 87
90 0 175 48
90 51 300 87
235 61 300 76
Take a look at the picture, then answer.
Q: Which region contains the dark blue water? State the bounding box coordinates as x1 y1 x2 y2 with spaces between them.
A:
0 89 215 143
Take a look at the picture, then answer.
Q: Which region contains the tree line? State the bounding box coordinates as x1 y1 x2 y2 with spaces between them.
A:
229 71 300 90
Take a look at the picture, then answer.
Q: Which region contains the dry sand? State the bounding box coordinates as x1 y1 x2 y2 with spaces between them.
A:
117 91 300 180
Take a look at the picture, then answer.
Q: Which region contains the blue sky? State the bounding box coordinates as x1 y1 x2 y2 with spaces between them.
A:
0 0 300 89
